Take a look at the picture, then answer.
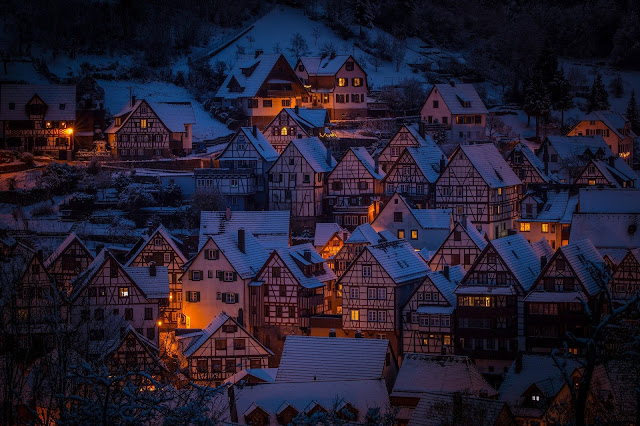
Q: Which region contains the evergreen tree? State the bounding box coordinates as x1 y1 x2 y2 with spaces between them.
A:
523 72 551 144
353 0 374 37
626 90 640 135
587 74 610 112
551 67 574 134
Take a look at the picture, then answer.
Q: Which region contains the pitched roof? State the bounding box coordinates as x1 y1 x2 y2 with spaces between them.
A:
411 208 452 230
430 83 488 115
283 107 329 130
299 55 353 76
511 143 550 182
589 158 638 187
461 217 488 250
578 188 640 214
544 135 614 161
409 392 509 426
523 191 578 224
275 335 389 382
458 144 521 188
273 244 336 289
314 223 348 247
211 231 270 279
122 265 170 299
43 232 92 269
0 84 76 121
558 239 608 296
349 146 385 180
406 123 440 147
346 223 391 245
148 101 196 131
392 354 497 397
425 265 466 306
199 210 290 251
569 213 640 250
405 145 446 183
579 111 637 139
291 137 337 173
366 240 429 284
237 126 279 162
125 225 186 267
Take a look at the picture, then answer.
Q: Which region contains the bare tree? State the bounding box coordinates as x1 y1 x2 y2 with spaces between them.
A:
311 25 321 47
288 33 309 60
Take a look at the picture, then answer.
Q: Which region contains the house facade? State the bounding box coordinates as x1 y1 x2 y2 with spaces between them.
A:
377 123 438 174
428 217 488 272
505 143 550 186
434 143 522 240
574 158 637 188
611 249 640 304
330 224 395 278
536 135 613 184
44 232 94 294
516 191 578 250
263 107 330 154
0 84 76 159
326 146 384 229
420 83 488 143
104 98 195 158
268 137 336 219
295 55 368 120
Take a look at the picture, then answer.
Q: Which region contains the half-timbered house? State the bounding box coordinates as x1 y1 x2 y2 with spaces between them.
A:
454 234 553 375
567 110 637 166
420 83 488 143
69 249 169 345
371 192 452 251
268 137 336 219
104 325 167 377
179 311 273 386
428 217 488 272
195 126 279 210
611 248 640 304
125 225 187 329
516 191 578 250
505 143 550 186
182 229 270 329
263 107 330 154
326 146 384 229
330 223 396 278
0 84 76 159
434 143 522 240
199 209 291 251
104 97 195 158
401 266 465 355
340 239 429 356
250 244 336 363
536 136 613 184
295 55 369 120
314 223 350 259
382 144 447 209
377 123 439 173
43 232 94 294
525 239 609 353
216 53 308 128
574 157 637 188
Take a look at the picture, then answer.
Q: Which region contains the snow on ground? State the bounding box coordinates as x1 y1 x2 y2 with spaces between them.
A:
0 168 44 191
98 80 232 141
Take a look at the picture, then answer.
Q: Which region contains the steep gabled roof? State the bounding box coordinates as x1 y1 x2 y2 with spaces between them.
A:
216 54 292 99
462 217 488 250
409 392 509 426
574 111 637 140
211 231 270 279
424 266 466 307
411 209 452 230
199 210 290 251
510 143 550 183
392 354 497 397
291 137 337 173
349 146 385 180
283 107 329 130
558 239 608 296
366 240 429 284
275 335 389 382
273 244 337 289
345 223 392 245
236 126 279 162
524 191 578 224
44 232 93 269
0 84 76 121
299 55 356 76
148 101 196 132
587 158 638 187
428 83 488 115
544 135 614 161
404 145 446 183
458 144 521 188
314 223 348 247
125 225 186 267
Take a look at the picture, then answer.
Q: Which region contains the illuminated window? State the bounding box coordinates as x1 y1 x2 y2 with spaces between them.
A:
140 119 147 129
588 179 596 185
337 78 347 87
497 188 502 196
350 309 360 321
541 223 549 233
398 229 405 239
411 230 418 239
119 287 130 297
520 222 530 232
281 127 288 136
46 121 52 129
532 395 540 402
352 77 362 87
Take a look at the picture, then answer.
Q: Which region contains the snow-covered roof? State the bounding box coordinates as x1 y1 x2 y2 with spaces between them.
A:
225 368 278 385
273 244 336 289
392 354 497 397
578 188 640 214
236 127 279 162
521 191 578 224
199 210 290 251
461 217 488 251
409 392 508 426
366 240 429 284
125 225 186 267
588 158 638 187
570 213 640 250
346 223 391 245
404 145 446 183
406 123 440 148
291 137 337 173
283 107 329 130
423 265 466 307
148 101 196 132
43 232 92 269
275 335 389 382
430 83 488 115
70 250 108 297
235 379 389 424
557 239 608 296
458 143 521 188
212 231 270 279
349 146 385 180
0 84 76 121
122 265 170 299
544 135 614 161
299 55 353 76
578 111 637 140
511 143 550 182
411 208 452 230
314 223 348 247
217 54 295 99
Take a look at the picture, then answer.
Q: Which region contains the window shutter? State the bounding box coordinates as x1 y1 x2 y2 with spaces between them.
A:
196 292 200 302
233 272 237 281
234 293 239 303
222 292 227 303
186 291 192 301
189 271 193 280
215 250 219 259
216 270 222 279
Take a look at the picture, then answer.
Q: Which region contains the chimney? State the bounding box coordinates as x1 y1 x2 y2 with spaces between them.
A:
252 124 258 138
238 228 246 254
374 155 379 175
439 155 446 174
303 249 312 262
295 105 299 115
540 255 547 270
329 328 336 337
149 261 157 277
443 265 450 280
355 330 363 338
226 207 231 221
515 351 523 373
461 213 467 227
418 121 425 138
255 49 263 58
326 147 332 167
131 95 136 107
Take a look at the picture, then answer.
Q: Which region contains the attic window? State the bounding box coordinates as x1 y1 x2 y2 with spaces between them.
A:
346 61 354 71
59 103 66 110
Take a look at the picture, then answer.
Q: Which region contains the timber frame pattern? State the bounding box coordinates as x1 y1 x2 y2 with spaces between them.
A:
428 221 485 272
